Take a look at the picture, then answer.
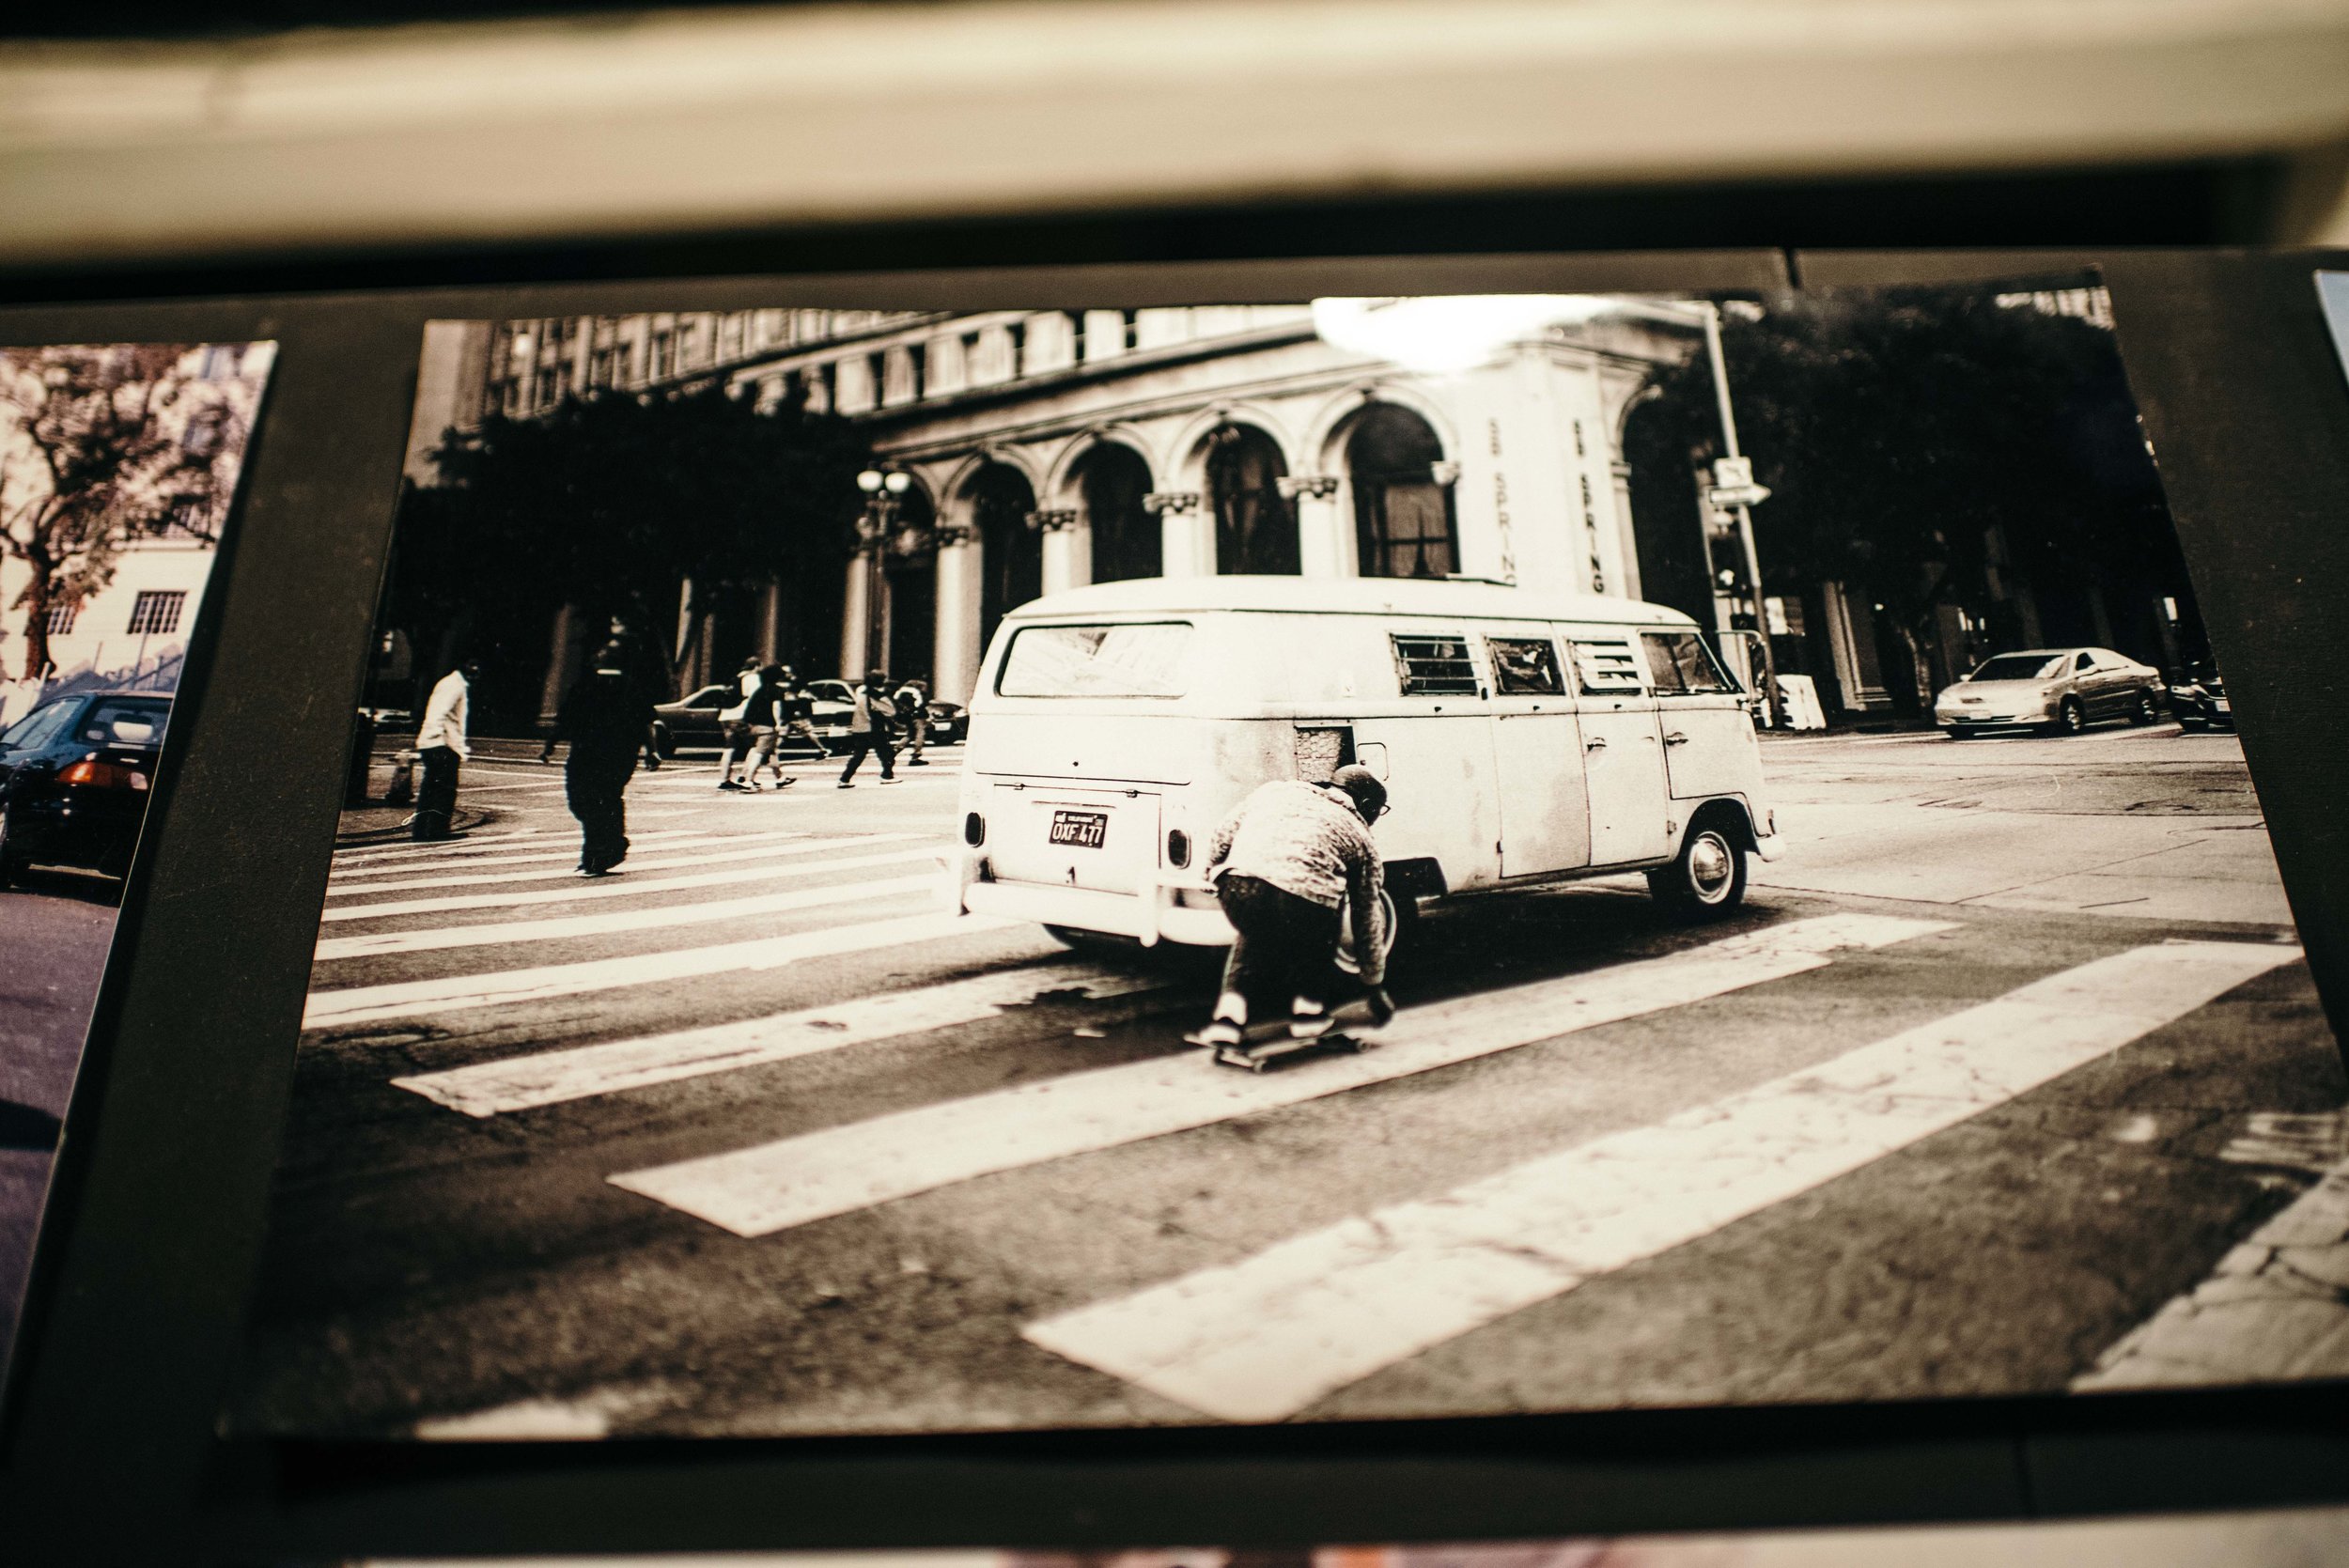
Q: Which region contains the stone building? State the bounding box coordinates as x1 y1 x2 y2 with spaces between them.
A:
410 300 1717 706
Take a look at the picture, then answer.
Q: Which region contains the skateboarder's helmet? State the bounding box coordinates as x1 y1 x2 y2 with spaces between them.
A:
1330 764 1388 823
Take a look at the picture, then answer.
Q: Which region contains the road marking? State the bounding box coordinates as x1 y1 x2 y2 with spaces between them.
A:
334 827 578 863
312 873 944 962
393 961 1168 1117
1023 939 2302 1422
323 847 942 922
327 833 930 895
303 910 1021 1030
331 829 734 880
608 913 1948 1238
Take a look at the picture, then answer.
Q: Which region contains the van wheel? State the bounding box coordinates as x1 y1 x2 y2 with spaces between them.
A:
1648 823 1748 922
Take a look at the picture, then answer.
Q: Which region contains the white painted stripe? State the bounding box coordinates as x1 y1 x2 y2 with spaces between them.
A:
330 829 728 880
334 827 575 862
394 961 1166 1117
608 913 1947 1238
324 847 942 922
328 832 930 895
1024 939 2303 1422
313 873 943 961
303 910 1020 1030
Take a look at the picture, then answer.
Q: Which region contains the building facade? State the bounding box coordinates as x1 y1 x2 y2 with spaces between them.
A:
0 341 273 726
410 302 1712 706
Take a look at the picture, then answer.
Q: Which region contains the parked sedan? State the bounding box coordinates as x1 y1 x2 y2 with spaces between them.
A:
649 683 735 756
2169 661 2235 731
805 679 967 747
1933 647 2164 737
0 691 172 885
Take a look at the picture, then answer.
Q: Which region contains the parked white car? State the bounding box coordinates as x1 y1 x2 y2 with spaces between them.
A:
1933 646 2165 737
948 577 1784 957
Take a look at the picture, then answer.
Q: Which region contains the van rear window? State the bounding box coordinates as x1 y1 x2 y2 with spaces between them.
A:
1391 634 1479 695
997 622 1192 698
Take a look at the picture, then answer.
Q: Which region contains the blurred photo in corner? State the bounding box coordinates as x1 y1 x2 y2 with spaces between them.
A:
228 280 2341 1442
347 1511 2349 1567
0 340 276 1378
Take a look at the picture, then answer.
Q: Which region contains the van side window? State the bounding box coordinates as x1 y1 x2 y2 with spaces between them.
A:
1641 631 1739 695
1391 634 1479 695
1571 640 1644 695
1486 636 1563 695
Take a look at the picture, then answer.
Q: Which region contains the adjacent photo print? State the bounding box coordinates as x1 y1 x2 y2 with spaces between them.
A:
231 284 2340 1439
0 339 274 1376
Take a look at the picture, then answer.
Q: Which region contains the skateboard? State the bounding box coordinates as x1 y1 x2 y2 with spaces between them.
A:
1184 999 1382 1073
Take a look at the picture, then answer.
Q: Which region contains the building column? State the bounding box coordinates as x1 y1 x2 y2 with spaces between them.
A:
1145 490 1207 577
839 552 872 680
1820 580 1890 713
537 601 584 723
1034 508 1087 595
933 525 985 704
758 582 784 661
1280 474 1346 578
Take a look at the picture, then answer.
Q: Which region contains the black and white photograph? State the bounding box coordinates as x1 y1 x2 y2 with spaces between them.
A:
0 338 274 1373
230 283 2341 1440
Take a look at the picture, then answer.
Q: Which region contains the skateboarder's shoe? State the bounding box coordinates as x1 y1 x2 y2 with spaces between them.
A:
1193 1019 1244 1048
1289 1000 1333 1041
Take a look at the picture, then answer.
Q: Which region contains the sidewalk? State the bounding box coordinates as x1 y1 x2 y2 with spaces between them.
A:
334 803 492 848
2076 1152 2349 1389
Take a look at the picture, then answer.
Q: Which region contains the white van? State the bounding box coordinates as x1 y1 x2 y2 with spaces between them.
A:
949 577 1783 955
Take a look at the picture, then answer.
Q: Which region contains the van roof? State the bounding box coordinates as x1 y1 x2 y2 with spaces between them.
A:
1003 575 1701 627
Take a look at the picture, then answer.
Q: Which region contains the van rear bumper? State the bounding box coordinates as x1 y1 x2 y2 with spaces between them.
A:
961 878 1236 946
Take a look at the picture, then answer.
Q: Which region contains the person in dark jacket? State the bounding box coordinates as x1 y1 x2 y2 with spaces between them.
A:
1196 764 1395 1047
555 643 656 876
835 668 899 788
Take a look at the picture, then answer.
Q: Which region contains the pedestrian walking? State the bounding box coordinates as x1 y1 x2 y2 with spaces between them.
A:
715 656 763 792
776 666 830 759
554 643 655 876
894 676 931 766
410 660 476 841
835 669 899 788
1195 765 1395 1047
739 665 799 791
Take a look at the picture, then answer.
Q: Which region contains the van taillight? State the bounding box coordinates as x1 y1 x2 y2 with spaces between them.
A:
1167 829 1190 868
964 812 986 846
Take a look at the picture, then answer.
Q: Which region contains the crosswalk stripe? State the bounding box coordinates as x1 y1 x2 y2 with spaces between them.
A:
392 961 1170 1117
331 829 724 880
327 833 932 896
323 847 943 922
312 873 944 962
1021 939 2303 1422
334 828 577 864
606 912 1947 1238
303 910 1020 1030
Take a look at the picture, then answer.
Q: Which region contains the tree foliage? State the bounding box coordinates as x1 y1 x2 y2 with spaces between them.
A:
388 382 871 713
0 344 255 680
1632 286 2182 698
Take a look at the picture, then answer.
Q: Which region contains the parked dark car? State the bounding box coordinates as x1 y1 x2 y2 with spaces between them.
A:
0 691 172 886
649 683 735 756
2169 662 2235 731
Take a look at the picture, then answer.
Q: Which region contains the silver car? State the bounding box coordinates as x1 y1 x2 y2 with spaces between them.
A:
1934 647 2164 737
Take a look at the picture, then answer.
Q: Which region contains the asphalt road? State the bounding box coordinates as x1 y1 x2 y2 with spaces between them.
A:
0 872 121 1361
233 722 2341 1438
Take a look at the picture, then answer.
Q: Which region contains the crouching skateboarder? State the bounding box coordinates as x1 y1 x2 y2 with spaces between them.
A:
1190 764 1398 1070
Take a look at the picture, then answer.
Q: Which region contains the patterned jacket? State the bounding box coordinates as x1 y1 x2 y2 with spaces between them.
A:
1205 780 1389 984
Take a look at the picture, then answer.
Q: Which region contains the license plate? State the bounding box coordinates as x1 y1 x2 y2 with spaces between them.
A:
1049 809 1109 848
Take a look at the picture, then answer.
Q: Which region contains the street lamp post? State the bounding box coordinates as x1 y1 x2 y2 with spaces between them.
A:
855 466 911 677
1698 303 1786 729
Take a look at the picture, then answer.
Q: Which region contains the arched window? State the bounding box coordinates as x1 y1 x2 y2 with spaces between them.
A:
1073 443 1159 582
1205 424 1298 575
972 463 1041 652
1347 403 1457 580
